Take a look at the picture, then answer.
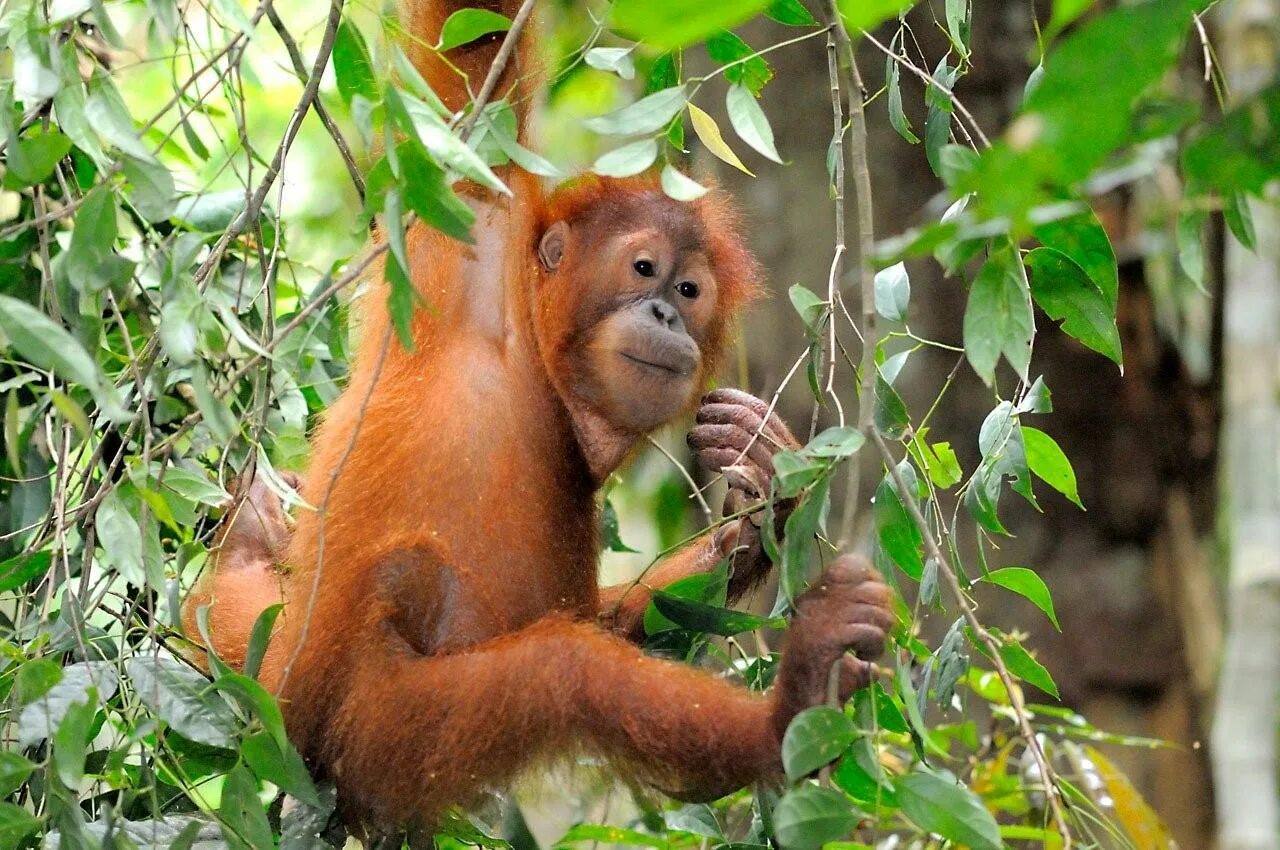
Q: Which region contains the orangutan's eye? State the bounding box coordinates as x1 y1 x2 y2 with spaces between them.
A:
633 259 656 278
676 281 700 299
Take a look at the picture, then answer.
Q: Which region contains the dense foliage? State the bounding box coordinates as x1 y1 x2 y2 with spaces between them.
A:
0 0 1273 847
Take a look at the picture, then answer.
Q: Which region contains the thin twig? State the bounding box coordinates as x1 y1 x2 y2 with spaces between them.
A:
194 0 347 287
265 3 365 199
646 435 715 523
457 0 538 140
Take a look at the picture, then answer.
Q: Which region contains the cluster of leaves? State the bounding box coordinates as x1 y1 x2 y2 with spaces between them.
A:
0 0 1264 846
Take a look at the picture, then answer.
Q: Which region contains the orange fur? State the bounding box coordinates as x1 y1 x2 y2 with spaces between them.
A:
181 1 848 835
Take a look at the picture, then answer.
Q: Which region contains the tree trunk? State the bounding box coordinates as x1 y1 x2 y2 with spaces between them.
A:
1211 3 1280 848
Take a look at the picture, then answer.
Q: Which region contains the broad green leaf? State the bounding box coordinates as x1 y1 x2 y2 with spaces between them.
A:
663 805 723 838
559 824 667 847
0 550 53 592
593 138 659 177
773 785 859 850
18 662 116 747
661 165 709 201
2 130 72 188
783 707 856 782
97 486 146 585
873 262 910 322
1032 209 1118 309
369 141 477 243
781 475 831 602
162 467 230 506
874 372 909 438
1046 0 1098 41
773 450 826 498
127 654 239 749
219 764 274 850
334 19 378 105
0 803 39 848
874 466 923 579
584 86 687 136
963 244 1034 385
766 0 818 25
172 189 247 231
965 0 1198 218
0 752 34 798
383 189 418 350
1223 191 1257 250
601 497 639 553
644 571 727 635
1021 426 1082 508
10 15 61 102
707 31 772 95
726 84 783 164
53 695 96 787
437 8 511 51
836 0 917 31
16 659 61 704
1026 248 1121 364
1177 209 1206 290
966 464 1009 535
652 591 782 636
995 632 1059 697
611 0 768 50
789 284 826 331
983 567 1060 630
946 0 971 53
121 153 176 221
65 184 119 291
585 47 636 80
938 143 978 187
1183 81 1280 196
688 102 753 175
806 426 865 459
242 730 321 805
85 72 151 160
895 770 1000 850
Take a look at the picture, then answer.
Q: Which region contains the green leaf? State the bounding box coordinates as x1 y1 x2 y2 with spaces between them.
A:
121 153 176 221
789 284 826 332
127 654 239 749
874 466 923 579
963 243 1034 385
1223 191 1257 250
593 138 659 177
53 695 95 787
773 450 826 499
982 567 1060 630
559 824 667 847
0 753 34 798
945 0 971 52
874 372 909 439
835 0 917 31
242 730 321 805
773 785 859 850
886 58 919 145
652 592 781 637
1046 0 1097 41
16 659 62 705
766 0 818 25
726 84 782 164
806 426 864 459
2 130 72 188
85 72 151 160
584 86 688 136
438 8 511 51
938 143 978 187
243 603 284 680
644 571 727 634
386 88 508 194
611 0 769 50
219 763 274 850
781 475 832 602
97 486 146 585
162 467 230 506
0 550 53 592
923 59 957 177
661 164 709 201
782 707 856 782
995 632 1059 697
1021 425 1082 508
585 47 636 80
0 802 40 849
1032 209 1118 309
64 184 120 292
663 805 723 838
1184 82 1280 197
334 19 378 105
895 770 1000 850
707 31 772 95
873 262 910 322
1026 248 1121 364
18 661 116 747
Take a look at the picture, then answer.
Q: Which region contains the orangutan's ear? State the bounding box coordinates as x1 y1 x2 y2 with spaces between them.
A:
538 221 568 271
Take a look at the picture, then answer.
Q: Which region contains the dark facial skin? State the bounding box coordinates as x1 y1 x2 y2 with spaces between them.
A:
540 220 718 434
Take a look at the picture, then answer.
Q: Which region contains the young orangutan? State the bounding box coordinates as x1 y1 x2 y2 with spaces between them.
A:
183 0 894 835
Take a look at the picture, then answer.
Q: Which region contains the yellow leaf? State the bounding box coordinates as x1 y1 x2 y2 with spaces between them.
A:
687 102 753 176
1085 746 1176 849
